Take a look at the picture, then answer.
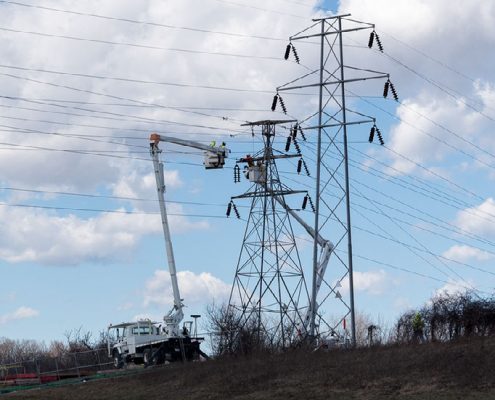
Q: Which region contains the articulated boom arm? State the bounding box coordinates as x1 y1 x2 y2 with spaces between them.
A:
149 133 228 336
151 133 228 171
274 195 334 335
151 133 225 154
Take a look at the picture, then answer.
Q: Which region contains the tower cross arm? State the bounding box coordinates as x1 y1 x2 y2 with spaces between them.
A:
277 74 389 92
290 26 371 41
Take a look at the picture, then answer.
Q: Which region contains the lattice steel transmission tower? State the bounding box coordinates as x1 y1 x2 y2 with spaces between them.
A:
276 14 393 346
227 120 311 348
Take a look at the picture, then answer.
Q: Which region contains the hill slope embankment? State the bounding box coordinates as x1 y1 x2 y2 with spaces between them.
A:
7 337 495 400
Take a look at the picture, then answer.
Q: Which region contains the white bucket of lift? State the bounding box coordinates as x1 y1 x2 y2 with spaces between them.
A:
204 151 225 169
247 165 266 183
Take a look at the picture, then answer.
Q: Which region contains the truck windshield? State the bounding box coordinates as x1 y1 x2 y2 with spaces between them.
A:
132 326 152 335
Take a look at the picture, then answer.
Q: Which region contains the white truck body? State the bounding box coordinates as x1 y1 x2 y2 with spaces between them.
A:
107 320 201 367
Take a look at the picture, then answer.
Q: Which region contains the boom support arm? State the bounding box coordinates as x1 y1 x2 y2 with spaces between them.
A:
273 195 334 335
149 133 228 336
150 142 183 336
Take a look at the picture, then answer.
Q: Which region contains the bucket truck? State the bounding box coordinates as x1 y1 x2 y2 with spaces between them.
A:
107 133 228 368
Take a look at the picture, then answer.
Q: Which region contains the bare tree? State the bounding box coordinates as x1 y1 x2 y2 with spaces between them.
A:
394 291 495 343
205 303 276 357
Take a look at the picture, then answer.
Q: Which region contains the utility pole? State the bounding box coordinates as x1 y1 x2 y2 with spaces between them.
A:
277 15 390 347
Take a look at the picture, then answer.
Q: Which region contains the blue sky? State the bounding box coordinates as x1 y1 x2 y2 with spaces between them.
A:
1 0 494 344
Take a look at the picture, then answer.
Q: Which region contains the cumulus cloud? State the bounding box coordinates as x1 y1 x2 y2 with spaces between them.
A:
394 297 412 311
336 0 495 177
0 306 39 325
340 269 390 295
386 96 470 174
434 279 475 297
454 198 495 237
0 0 321 268
0 203 208 265
111 169 183 212
143 269 231 308
442 245 494 263
113 170 182 199
383 84 495 176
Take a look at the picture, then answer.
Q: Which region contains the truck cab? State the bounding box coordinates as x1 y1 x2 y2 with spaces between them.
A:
108 320 164 367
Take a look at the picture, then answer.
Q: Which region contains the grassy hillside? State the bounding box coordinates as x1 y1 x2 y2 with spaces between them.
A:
7 337 495 400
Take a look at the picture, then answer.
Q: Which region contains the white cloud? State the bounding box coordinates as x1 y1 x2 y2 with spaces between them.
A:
0 0 318 269
132 313 160 322
381 82 495 177
335 0 495 177
112 170 182 202
0 306 39 325
0 204 208 265
442 245 494 263
339 0 495 83
454 198 495 237
340 269 389 295
143 269 231 308
117 302 134 312
434 279 475 297
386 96 471 174
394 297 412 311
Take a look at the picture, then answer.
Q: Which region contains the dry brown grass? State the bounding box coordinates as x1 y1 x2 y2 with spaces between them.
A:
6 336 495 400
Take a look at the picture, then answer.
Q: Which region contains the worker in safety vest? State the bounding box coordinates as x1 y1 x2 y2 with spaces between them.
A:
219 142 227 156
245 154 254 167
412 312 425 343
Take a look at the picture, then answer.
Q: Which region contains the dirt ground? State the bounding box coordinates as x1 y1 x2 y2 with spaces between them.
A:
5 337 495 400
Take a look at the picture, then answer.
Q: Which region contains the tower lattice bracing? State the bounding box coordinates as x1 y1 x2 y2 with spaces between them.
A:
228 120 310 348
276 15 391 345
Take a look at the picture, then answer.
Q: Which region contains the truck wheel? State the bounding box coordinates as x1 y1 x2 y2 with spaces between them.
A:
113 351 123 369
155 349 165 365
143 349 153 367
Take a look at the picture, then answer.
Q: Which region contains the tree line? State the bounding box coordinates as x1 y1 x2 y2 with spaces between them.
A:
1 291 494 364
205 291 495 357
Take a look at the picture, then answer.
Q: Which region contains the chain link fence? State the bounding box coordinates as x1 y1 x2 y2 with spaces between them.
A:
0 347 113 392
